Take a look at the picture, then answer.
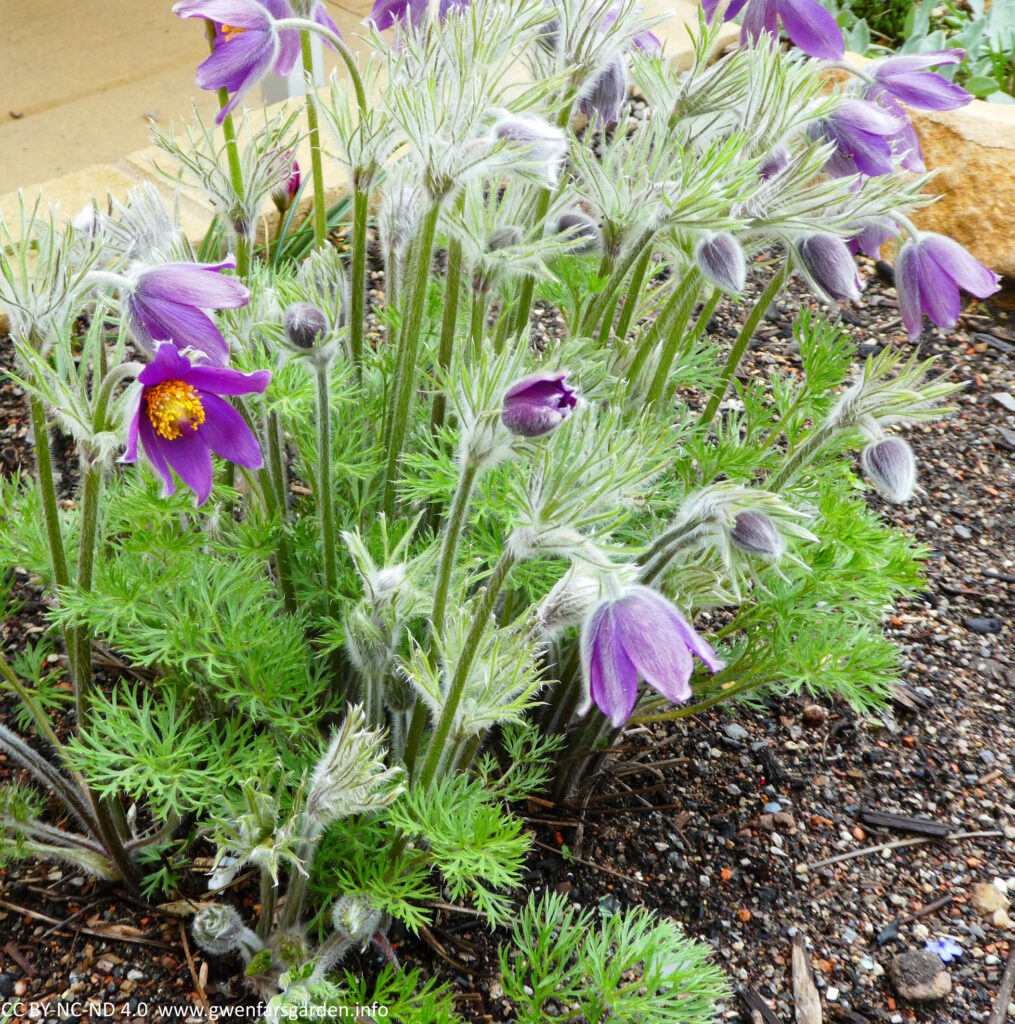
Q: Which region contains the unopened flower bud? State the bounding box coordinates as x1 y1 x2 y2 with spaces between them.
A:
695 232 746 294
193 905 246 956
758 147 790 180
493 116 567 181
580 54 628 125
273 156 301 212
284 302 328 349
797 234 862 302
861 437 916 503
537 570 603 635
488 226 523 252
730 510 784 558
501 372 578 438
556 211 600 254
332 895 382 946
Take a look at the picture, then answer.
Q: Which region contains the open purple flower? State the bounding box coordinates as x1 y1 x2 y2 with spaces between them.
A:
124 259 249 365
815 99 908 178
124 343 270 505
501 372 577 437
871 50 970 111
174 0 318 123
579 586 724 727
846 219 895 259
702 0 843 61
896 233 1000 338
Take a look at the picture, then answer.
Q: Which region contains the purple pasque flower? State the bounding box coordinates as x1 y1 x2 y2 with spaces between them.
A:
579 585 724 727
696 232 747 294
124 258 249 365
702 0 844 61
174 0 300 123
601 8 662 55
367 0 468 29
796 233 862 302
580 54 628 124
896 232 1000 338
815 98 908 178
871 50 970 111
501 372 578 437
846 218 895 259
124 343 270 505
273 154 301 211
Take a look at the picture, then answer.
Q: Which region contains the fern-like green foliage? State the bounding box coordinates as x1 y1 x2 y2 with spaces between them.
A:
501 891 730 1024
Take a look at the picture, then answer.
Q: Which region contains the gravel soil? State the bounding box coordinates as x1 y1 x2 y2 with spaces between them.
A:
1 259 1013 1023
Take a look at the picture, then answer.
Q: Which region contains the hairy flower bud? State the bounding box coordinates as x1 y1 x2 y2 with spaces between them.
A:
193 905 261 958
861 437 917 503
556 211 600 254
695 232 746 294
501 372 578 438
493 116 567 183
272 156 301 212
758 146 790 180
488 226 523 251
730 510 784 558
284 302 328 350
332 895 382 946
537 569 604 635
580 54 628 124
797 234 862 302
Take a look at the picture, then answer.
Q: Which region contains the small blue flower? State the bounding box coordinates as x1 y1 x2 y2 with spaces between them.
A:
926 937 963 963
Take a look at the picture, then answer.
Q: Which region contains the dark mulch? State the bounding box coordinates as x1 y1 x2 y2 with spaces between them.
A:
1 260 1013 1023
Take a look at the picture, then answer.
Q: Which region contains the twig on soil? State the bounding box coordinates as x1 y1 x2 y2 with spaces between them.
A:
179 920 212 1019
0 898 176 949
797 830 1003 874
532 838 643 886
988 946 1015 1024
418 925 495 979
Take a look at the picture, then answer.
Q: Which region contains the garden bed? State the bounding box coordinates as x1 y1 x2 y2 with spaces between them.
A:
2 260 1012 1023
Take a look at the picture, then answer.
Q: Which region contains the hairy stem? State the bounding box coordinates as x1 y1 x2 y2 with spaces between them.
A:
315 364 340 628
430 231 464 435
613 246 653 342
73 464 101 724
698 262 789 428
382 202 441 519
645 269 703 404
349 188 370 374
300 31 328 251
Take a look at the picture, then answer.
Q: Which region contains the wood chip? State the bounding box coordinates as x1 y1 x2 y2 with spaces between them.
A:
737 986 786 1024
791 933 822 1024
859 809 951 837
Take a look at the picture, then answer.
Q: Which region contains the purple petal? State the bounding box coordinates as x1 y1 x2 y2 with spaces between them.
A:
161 431 214 505
367 0 425 28
920 234 1000 299
612 591 694 705
877 70 971 111
136 262 248 310
137 416 177 497
741 0 779 45
195 393 264 469
138 342 193 387
174 0 271 29
273 26 301 76
123 394 143 463
916 249 962 328
589 608 640 727
132 296 230 365
895 243 925 339
196 28 275 93
776 0 844 59
183 364 271 396
313 2 343 49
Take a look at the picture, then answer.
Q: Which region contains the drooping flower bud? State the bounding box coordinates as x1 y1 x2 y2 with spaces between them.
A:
556 211 600 255
536 569 604 636
579 54 628 125
332 895 383 946
695 232 746 294
797 234 862 302
284 302 328 350
501 372 578 438
730 510 784 559
488 226 523 251
861 437 917 503
193 905 262 958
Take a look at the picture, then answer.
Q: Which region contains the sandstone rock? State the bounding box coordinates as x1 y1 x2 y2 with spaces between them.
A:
971 881 1011 917
993 907 1014 930
802 703 827 726
890 949 952 1002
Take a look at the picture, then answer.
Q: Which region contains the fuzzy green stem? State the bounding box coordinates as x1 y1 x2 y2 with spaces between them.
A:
264 412 297 613
0 647 65 755
72 464 101 725
579 226 656 336
417 551 515 792
469 289 488 356
429 247 463 435
626 267 698 386
349 188 370 373
698 262 789 428
257 869 276 940
645 268 702 404
431 461 479 640
767 422 836 491
613 247 653 342
315 364 340 626
382 202 441 518
275 19 368 113
300 32 328 251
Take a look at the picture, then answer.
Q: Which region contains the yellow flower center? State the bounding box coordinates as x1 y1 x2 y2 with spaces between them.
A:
221 24 247 41
145 380 205 441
